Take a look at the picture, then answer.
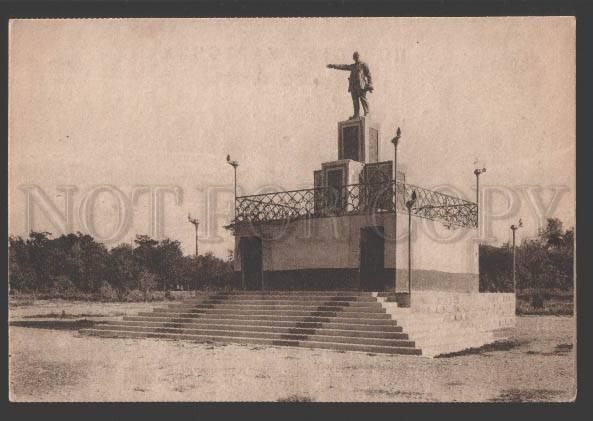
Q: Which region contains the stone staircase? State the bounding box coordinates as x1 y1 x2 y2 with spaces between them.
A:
80 291 421 355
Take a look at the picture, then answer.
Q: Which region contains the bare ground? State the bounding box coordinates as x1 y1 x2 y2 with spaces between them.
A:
9 299 157 321
8 302 576 402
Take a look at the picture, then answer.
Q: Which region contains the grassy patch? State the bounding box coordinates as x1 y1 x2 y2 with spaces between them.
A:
173 384 195 393
555 343 573 353
10 319 96 330
446 381 464 387
516 294 573 316
489 388 564 402
277 394 315 402
9 291 189 304
21 311 118 319
8 299 36 307
435 339 527 358
525 343 573 356
363 389 426 399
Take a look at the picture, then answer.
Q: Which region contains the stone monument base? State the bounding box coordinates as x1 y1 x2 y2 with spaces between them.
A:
377 291 516 357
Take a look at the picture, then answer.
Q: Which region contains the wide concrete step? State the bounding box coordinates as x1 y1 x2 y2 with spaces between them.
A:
189 292 377 301
148 308 390 319
123 315 403 331
140 311 392 323
159 304 385 314
135 311 393 324
105 320 408 339
169 299 382 308
90 323 416 348
214 290 373 295
79 328 422 355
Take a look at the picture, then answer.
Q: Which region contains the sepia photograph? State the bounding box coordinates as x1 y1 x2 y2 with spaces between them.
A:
7 16 576 402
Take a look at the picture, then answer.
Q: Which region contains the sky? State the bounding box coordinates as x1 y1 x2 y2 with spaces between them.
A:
8 17 575 257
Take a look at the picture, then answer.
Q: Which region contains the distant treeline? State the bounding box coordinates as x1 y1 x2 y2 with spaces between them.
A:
480 218 574 293
9 232 235 299
9 217 574 300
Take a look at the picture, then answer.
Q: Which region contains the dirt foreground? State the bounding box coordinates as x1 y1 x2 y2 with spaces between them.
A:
9 314 576 402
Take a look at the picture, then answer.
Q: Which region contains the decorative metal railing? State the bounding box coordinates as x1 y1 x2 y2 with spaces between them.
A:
235 181 477 229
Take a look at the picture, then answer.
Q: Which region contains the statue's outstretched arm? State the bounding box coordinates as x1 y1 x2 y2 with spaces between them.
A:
327 64 352 71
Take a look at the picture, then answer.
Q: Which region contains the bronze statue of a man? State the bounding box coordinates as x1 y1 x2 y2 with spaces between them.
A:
327 51 374 119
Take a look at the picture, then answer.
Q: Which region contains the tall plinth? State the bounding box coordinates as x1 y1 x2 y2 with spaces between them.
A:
338 116 380 163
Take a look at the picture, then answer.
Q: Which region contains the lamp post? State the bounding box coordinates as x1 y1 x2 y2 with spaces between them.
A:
473 166 486 228
187 214 199 257
510 219 523 293
226 155 241 290
187 214 199 295
390 127 401 292
404 190 417 306
226 155 239 223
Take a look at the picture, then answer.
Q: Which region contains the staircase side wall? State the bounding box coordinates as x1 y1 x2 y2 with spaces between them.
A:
378 292 516 357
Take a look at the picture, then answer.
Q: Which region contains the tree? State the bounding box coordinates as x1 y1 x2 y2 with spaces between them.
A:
133 235 159 274
138 270 158 300
480 218 574 293
196 251 234 289
562 227 574 251
26 231 53 289
72 233 109 292
107 244 139 291
539 218 564 250
535 219 574 290
181 255 201 291
8 236 38 292
154 239 184 290
479 244 511 292
517 239 561 290
9 231 239 296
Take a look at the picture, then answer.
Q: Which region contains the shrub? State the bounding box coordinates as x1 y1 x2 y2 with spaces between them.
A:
122 289 166 302
138 270 158 300
150 291 167 301
277 394 314 402
123 289 145 302
47 275 81 299
51 275 75 292
8 264 39 293
97 281 118 301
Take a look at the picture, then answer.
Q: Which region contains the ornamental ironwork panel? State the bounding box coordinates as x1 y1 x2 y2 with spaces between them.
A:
397 183 478 229
235 181 477 229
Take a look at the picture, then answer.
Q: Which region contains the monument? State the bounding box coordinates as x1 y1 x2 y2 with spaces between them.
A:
227 58 516 356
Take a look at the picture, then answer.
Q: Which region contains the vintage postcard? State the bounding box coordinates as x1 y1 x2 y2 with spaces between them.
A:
8 17 576 402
